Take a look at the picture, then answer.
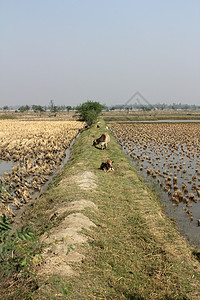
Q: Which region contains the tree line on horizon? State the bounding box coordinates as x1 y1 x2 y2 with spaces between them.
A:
0 101 73 113
1 100 200 113
109 102 200 111
0 101 106 127
1 100 200 127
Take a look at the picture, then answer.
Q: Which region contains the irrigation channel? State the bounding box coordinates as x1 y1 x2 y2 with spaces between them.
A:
110 121 200 249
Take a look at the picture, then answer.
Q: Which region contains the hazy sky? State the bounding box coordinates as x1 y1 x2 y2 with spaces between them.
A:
1 0 200 107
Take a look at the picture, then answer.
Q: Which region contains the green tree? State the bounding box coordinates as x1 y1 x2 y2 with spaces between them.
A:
32 105 44 112
3 106 8 111
76 101 104 126
66 106 71 114
53 106 58 112
49 100 56 112
19 105 30 113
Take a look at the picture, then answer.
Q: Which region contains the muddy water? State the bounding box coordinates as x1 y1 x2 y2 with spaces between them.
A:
123 145 200 248
0 134 78 214
0 160 13 176
29 134 77 199
110 123 200 249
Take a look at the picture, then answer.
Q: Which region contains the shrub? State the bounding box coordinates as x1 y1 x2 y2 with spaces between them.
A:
76 101 104 126
0 214 43 278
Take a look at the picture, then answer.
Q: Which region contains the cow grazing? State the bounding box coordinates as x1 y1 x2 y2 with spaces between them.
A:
93 133 110 150
100 160 114 173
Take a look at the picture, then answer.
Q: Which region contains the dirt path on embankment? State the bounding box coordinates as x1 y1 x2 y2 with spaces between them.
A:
7 121 200 299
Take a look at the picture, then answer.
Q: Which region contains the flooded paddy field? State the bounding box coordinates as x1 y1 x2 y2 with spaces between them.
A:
109 122 200 248
0 120 84 217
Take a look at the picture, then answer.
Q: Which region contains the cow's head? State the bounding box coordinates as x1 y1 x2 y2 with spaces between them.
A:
93 139 97 146
107 160 114 167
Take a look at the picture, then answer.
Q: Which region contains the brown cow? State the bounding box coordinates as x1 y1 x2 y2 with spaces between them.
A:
93 133 110 150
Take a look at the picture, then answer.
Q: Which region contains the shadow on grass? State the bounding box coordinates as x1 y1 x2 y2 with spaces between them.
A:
123 293 145 300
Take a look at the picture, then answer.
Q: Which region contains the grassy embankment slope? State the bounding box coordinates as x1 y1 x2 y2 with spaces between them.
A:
7 120 200 299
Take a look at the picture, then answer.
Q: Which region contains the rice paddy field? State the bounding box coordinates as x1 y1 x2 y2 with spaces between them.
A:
109 122 200 248
103 109 200 122
0 119 84 217
1 117 200 298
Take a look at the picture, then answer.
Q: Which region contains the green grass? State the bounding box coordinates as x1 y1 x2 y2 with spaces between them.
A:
0 114 17 120
2 119 200 299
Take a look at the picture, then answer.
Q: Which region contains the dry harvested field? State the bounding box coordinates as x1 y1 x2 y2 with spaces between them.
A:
109 122 200 245
103 109 200 122
0 111 78 121
1 120 200 299
0 120 84 217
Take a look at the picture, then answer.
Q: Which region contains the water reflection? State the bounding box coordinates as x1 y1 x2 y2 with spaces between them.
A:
110 123 200 248
0 134 78 215
0 160 13 176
